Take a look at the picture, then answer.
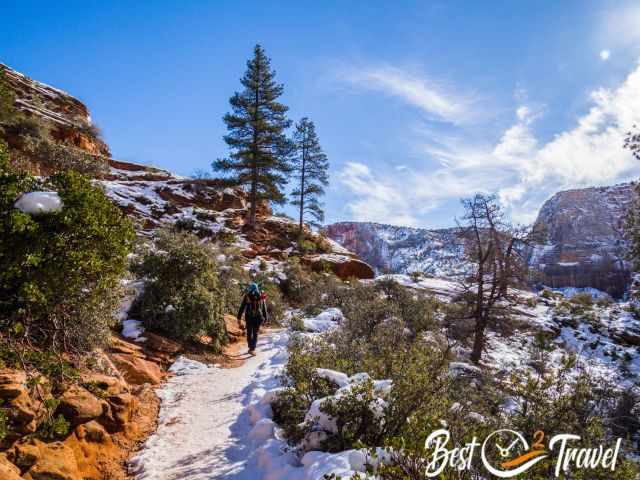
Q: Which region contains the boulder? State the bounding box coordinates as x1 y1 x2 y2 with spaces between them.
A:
109 354 163 385
143 331 182 355
56 386 106 427
0 369 42 436
100 393 136 432
74 421 109 444
216 188 246 210
109 337 146 358
64 422 118 480
0 370 27 399
0 453 23 480
19 440 80 480
8 438 41 472
304 254 375 280
79 372 128 396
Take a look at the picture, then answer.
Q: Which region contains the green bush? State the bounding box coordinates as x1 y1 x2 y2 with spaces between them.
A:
131 230 227 350
37 414 70 441
0 409 8 442
289 314 306 332
318 379 385 452
571 291 594 307
0 155 135 352
216 249 251 315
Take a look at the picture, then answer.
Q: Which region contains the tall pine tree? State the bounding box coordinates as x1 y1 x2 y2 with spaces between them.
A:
214 45 292 227
290 117 329 233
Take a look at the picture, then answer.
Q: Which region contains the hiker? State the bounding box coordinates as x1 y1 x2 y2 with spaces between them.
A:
236 282 269 355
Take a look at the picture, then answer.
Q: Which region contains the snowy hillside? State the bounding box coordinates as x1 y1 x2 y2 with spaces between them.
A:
325 222 465 276
327 182 637 298
96 159 375 281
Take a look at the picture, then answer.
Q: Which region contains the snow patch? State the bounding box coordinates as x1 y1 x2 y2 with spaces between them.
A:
15 191 63 214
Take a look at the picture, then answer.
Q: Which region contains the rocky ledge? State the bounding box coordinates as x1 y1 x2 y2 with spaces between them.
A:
528 183 634 298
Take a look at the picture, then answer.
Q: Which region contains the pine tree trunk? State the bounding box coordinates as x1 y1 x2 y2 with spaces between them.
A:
298 131 306 235
249 60 260 228
250 172 257 227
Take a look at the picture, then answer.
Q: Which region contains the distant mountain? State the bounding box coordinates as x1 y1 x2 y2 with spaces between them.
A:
327 183 636 297
528 183 634 298
324 222 465 277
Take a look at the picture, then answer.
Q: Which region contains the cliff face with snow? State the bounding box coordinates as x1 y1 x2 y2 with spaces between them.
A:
327 183 636 296
528 183 634 298
325 222 465 276
0 64 375 281
1 63 110 173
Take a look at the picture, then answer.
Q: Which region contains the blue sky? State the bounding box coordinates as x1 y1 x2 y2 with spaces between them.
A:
2 0 640 228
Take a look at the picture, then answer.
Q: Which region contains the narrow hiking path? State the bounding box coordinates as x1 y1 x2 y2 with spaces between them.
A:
129 331 289 480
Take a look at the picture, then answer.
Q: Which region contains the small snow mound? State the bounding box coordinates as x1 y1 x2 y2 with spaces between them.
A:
249 418 276 443
121 319 146 342
303 308 344 332
168 356 210 375
15 191 63 214
316 368 350 387
449 362 482 375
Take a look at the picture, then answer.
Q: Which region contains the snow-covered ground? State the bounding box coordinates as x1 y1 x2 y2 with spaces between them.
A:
129 314 376 480
128 277 639 479
129 332 289 479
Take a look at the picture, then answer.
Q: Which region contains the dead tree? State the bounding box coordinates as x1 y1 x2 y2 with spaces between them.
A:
455 194 535 364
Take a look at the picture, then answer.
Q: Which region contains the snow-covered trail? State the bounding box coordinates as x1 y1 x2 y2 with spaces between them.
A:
129 331 289 480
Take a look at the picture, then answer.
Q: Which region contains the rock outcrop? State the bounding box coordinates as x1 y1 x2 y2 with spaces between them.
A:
528 183 634 298
0 332 168 480
327 184 636 297
1 64 110 159
325 222 464 277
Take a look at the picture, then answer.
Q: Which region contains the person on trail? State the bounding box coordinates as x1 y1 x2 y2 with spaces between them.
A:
237 282 269 355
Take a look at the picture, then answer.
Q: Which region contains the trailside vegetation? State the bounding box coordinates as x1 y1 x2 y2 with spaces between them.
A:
0 145 135 352
131 229 228 350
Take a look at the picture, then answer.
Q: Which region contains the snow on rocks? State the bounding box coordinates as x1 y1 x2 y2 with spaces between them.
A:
315 368 349 388
14 191 63 214
302 308 344 333
121 319 146 342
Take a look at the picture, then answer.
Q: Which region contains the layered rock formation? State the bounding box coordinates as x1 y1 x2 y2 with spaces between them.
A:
1 64 110 158
528 183 634 298
325 222 464 277
327 184 636 297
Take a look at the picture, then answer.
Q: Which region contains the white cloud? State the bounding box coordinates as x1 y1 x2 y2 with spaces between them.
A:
600 50 611 61
599 3 640 49
340 64 473 124
338 62 640 226
339 162 421 226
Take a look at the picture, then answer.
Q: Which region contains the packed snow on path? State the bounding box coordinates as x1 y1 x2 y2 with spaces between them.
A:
129 320 369 480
